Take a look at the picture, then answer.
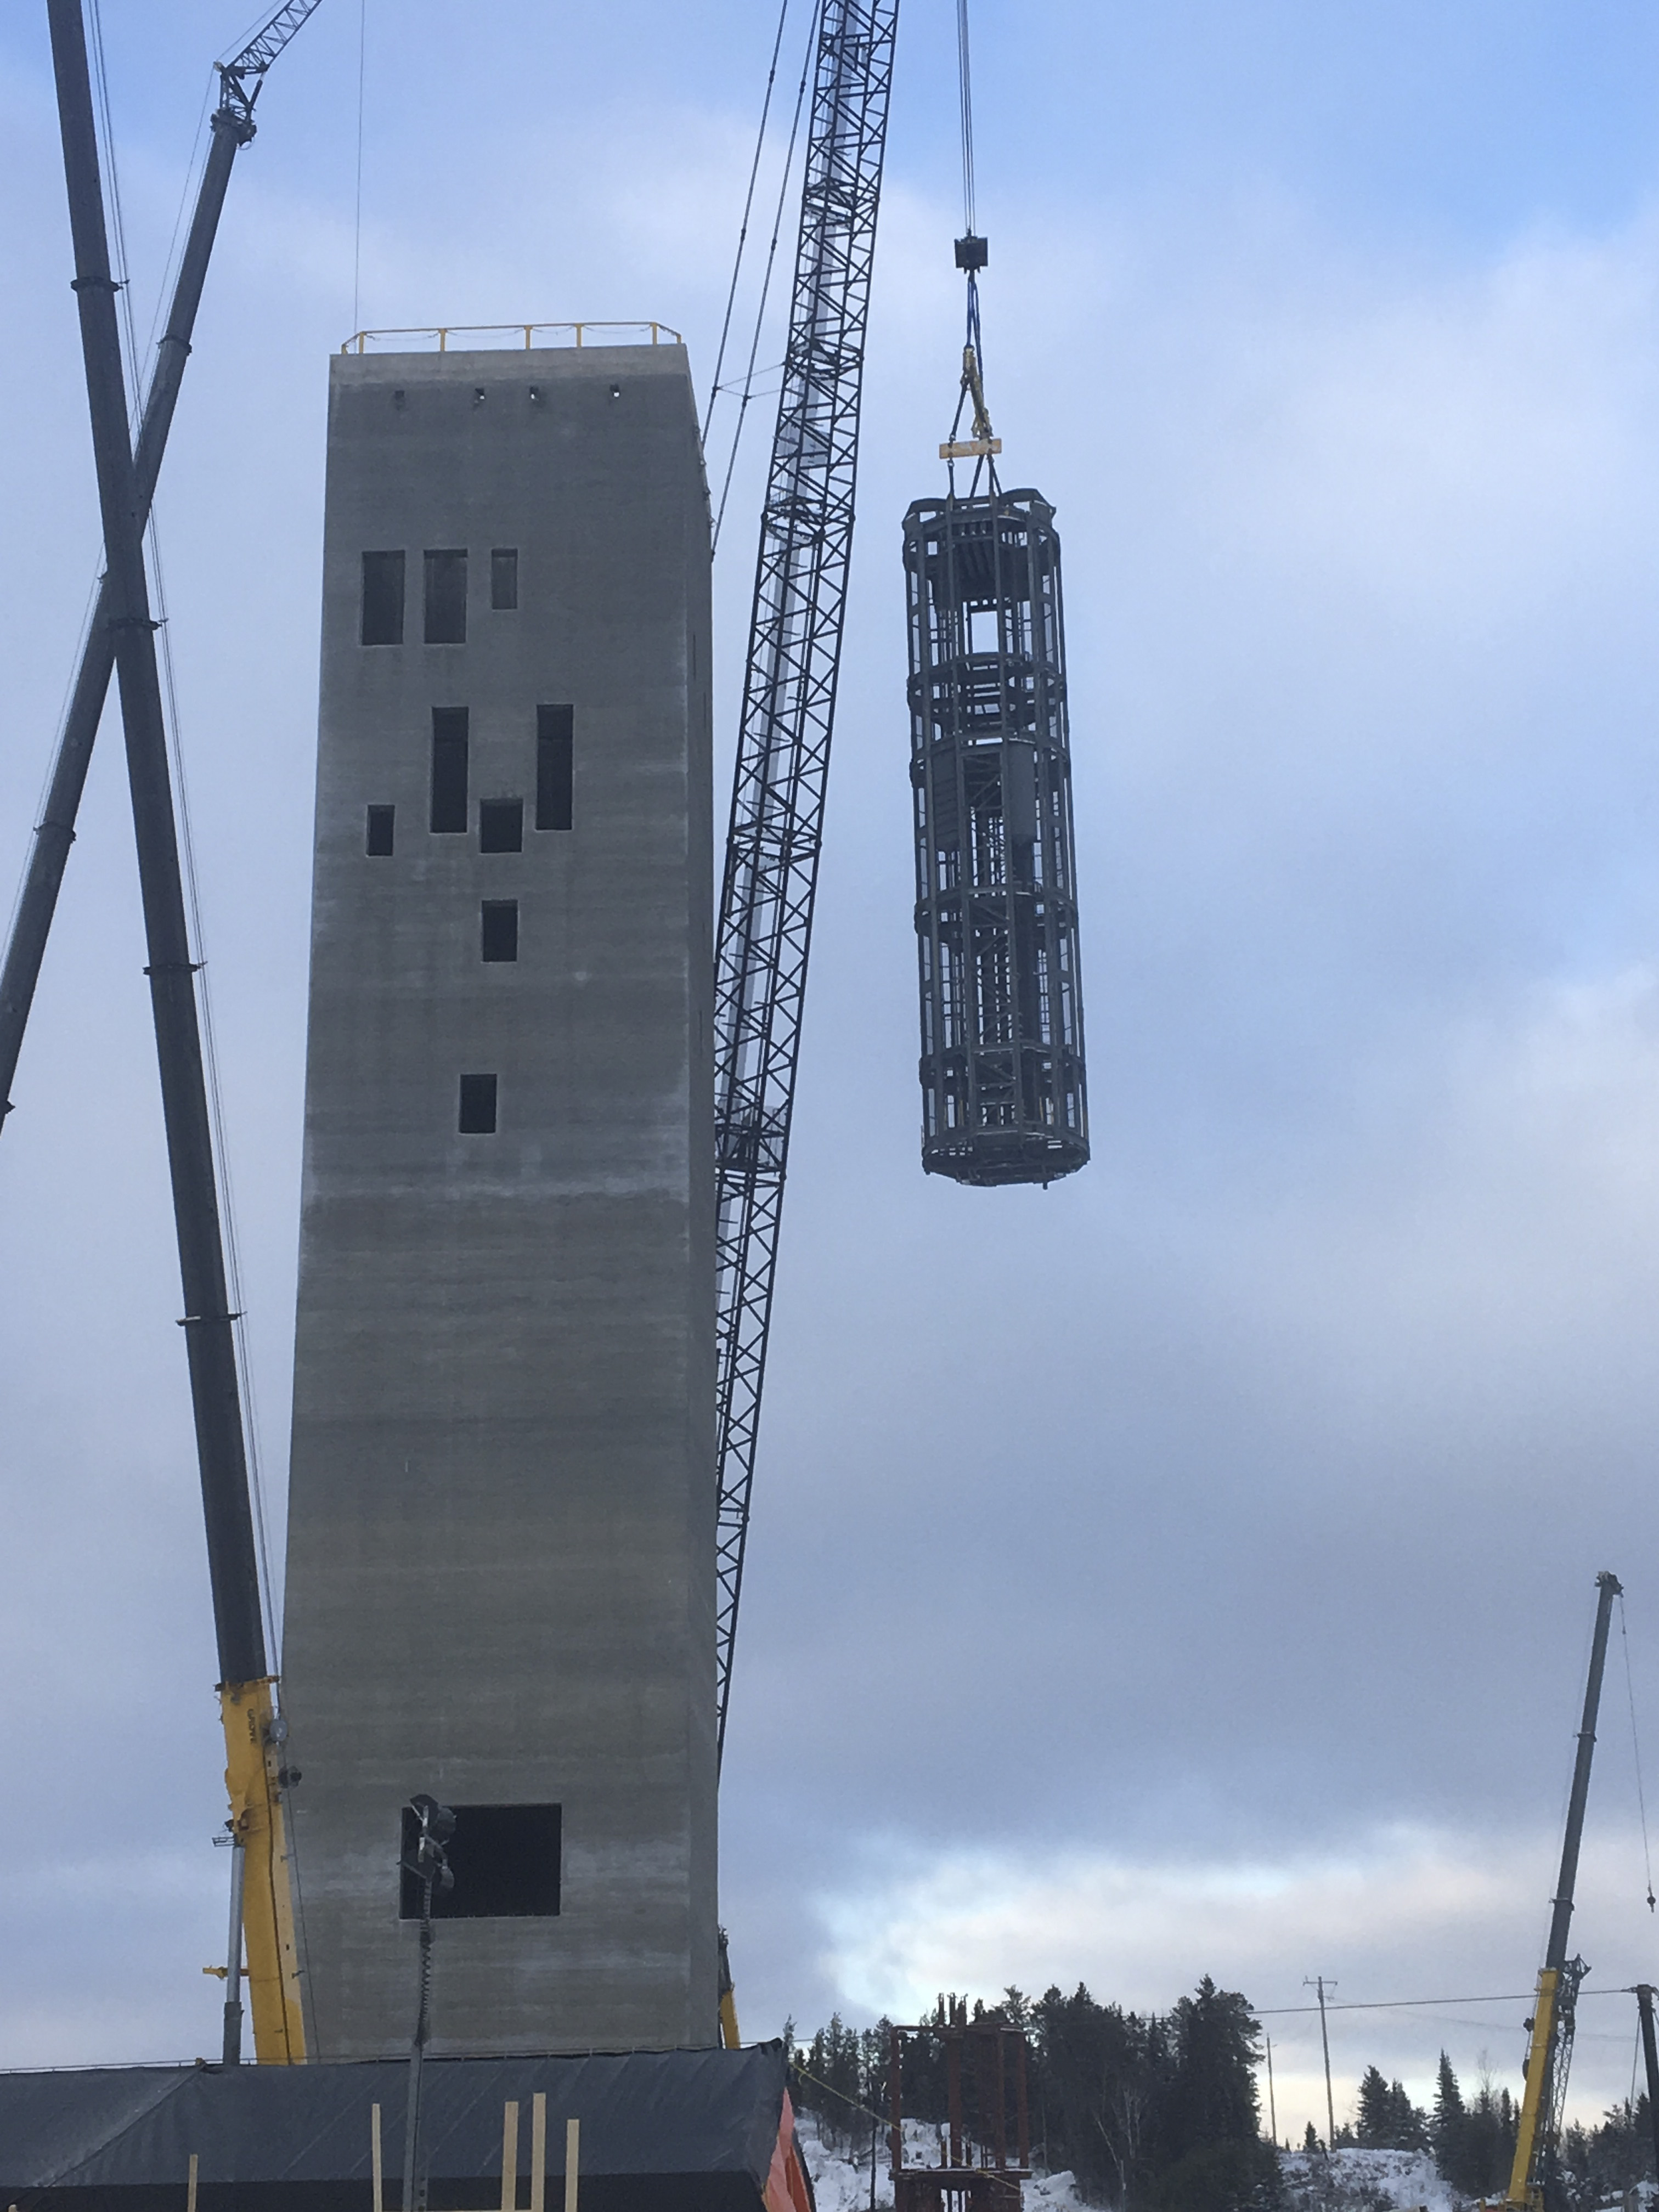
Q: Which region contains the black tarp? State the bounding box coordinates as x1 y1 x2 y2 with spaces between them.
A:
0 2041 793 2211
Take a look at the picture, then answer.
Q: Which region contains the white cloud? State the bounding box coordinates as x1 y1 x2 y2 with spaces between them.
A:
810 1823 1658 2142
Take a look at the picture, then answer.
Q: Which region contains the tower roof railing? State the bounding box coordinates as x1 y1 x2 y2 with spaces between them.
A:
340 320 683 356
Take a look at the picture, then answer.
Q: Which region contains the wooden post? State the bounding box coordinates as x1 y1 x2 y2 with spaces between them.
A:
565 2117 580 2212
187 2154 199 2212
501 2101 521 2212
531 2094 548 2212
371 2102 385 2212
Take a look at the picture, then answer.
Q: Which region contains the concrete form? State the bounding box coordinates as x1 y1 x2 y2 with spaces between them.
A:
280 340 715 2058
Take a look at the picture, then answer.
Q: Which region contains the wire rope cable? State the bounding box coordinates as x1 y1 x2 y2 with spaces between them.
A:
1619 1590 1656 1910
944 0 999 497
352 0 368 334
709 0 819 556
143 74 216 366
702 0 793 449
956 0 976 237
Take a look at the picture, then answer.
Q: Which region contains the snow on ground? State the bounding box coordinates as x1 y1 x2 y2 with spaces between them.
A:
1280 2148 1458 2212
792 2113 1090 2212
794 2124 1457 2212
1022 2165 1093 2212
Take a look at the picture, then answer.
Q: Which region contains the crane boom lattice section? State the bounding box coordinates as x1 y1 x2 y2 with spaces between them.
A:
713 0 899 1761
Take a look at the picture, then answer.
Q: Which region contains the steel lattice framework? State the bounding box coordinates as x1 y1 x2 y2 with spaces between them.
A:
712 0 899 1762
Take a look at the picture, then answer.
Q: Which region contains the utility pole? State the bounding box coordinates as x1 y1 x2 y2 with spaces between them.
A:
1305 1978 1338 2151
1265 2031 1277 2145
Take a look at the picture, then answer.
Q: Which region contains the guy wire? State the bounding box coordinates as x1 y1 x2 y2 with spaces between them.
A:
710 0 819 556
702 0 793 449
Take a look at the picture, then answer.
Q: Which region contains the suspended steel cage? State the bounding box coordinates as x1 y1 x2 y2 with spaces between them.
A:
903 486 1088 1186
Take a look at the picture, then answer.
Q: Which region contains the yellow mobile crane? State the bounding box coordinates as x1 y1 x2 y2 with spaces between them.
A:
1503 1571 1623 2212
39 0 324 2064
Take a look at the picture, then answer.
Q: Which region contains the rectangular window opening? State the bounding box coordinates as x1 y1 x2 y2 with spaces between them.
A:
479 797 523 854
458 1072 498 1134
424 549 467 644
430 708 469 833
399 1802 560 1920
490 548 518 611
360 551 405 646
536 705 573 832
365 804 395 857
481 900 518 962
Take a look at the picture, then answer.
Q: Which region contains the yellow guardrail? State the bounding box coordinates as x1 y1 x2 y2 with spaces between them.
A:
340 320 682 355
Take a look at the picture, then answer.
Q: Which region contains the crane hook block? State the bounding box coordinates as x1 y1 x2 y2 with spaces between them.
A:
954 234 989 272
902 487 1090 1186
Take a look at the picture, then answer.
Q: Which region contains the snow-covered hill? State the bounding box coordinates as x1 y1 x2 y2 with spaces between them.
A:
1280 2147 1458 2212
792 2112 1091 2212
794 2126 1459 2212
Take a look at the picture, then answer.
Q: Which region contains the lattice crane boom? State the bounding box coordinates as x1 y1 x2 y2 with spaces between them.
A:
712 0 900 1762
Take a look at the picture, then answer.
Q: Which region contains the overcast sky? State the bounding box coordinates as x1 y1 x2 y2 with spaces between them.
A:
5 0 1659 2147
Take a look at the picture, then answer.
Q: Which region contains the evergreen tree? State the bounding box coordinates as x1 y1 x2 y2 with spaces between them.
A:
1357 2067 1426 2151
1163 1978 1262 2155
1385 2080 1427 2151
1356 2068 1391 2147
1158 1981 1276 2212
1430 2051 1468 2185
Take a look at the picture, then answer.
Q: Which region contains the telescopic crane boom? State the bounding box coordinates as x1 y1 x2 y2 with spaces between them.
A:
1505 1569 1623 2212
0 1 324 1125
41 0 322 2065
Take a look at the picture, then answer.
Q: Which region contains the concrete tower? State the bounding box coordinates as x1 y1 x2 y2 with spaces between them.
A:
280 337 716 2059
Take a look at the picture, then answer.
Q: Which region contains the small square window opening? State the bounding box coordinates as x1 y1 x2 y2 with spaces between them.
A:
479 798 523 854
365 804 394 857
424 549 467 644
490 549 518 611
398 1803 560 1919
360 551 405 646
481 901 518 962
458 1073 498 1134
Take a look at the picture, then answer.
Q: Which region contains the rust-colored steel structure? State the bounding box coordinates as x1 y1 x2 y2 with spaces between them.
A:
889 2006 1031 2212
904 487 1088 1187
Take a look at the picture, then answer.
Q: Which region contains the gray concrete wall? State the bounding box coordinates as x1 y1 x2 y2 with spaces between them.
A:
281 342 715 2059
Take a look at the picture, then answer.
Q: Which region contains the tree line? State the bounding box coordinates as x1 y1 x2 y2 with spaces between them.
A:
1336 2051 1655 2212
788 1994 1659 2212
789 1977 1276 2212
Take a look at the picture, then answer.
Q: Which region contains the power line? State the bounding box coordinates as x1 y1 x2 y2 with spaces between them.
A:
1262 1993 1527 2017
1257 1988 1634 2018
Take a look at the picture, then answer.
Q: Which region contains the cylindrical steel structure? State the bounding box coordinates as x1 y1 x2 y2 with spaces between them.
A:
904 486 1088 1185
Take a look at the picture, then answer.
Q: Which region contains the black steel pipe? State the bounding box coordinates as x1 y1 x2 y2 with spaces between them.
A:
1547 1570 1622 1971
0 97 247 1126
46 0 266 1689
